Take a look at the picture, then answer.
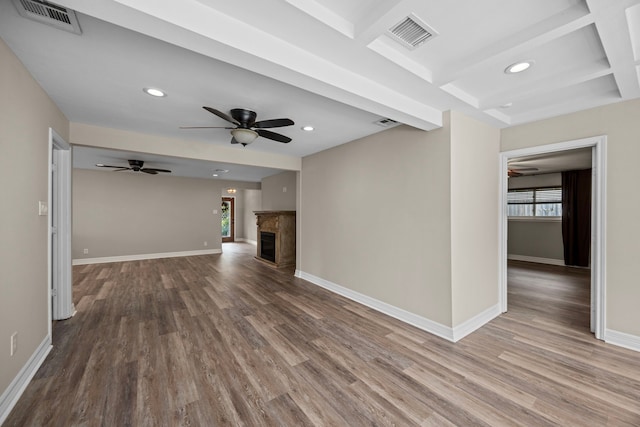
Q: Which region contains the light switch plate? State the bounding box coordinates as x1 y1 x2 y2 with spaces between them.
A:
38 201 48 216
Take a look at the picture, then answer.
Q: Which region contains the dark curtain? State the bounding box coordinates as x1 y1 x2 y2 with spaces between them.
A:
561 169 591 267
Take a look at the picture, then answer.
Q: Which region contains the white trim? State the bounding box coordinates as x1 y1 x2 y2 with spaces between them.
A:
72 249 222 265
499 135 606 340
605 329 640 353
507 254 565 266
0 335 52 425
507 216 561 222
296 270 455 342
236 238 257 245
452 304 501 341
49 129 73 321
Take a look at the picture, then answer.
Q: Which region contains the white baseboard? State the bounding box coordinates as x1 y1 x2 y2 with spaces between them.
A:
0 335 52 425
508 254 565 266
605 329 640 353
452 304 501 341
236 238 257 246
295 270 500 343
72 249 222 265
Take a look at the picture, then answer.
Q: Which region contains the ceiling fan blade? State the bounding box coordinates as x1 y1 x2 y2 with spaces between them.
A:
143 168 171 173
179 126 234 129
203 107 240 126
255 129 291 143
113 168 130 172
510 167 539 172
96 164 126 169
253 118 294 129
230 137 240 144
141 169 158 175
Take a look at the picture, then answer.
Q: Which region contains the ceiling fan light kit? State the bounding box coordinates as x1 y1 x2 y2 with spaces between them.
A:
230 128 258 145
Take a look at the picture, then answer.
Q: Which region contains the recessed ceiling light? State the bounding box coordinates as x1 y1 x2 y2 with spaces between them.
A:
212 174 218 177
500 102 513 108
95 163 104 167
504 61 533 74
302 126 314 131
143 87 166 97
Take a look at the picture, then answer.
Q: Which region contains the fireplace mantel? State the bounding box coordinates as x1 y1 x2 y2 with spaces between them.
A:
254 211 296 268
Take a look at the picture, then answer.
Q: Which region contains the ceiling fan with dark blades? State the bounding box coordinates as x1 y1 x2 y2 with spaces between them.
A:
181 107 294 146
95 159 171 175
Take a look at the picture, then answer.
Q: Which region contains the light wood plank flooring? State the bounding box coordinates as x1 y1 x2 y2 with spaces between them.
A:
5 245 640 426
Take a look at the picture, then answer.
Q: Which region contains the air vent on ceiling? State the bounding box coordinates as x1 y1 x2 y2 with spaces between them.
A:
388 14 437 50
374 118 399 128
12 0 82 35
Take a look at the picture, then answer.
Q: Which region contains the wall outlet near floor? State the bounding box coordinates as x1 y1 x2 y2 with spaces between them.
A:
204 241 208 247
10 332 17 356
83 248 88 254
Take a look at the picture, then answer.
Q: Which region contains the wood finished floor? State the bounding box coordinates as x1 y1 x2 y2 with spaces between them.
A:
5 245 640 426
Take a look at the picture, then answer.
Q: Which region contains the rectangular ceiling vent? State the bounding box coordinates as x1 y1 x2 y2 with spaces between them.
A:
374 118 399 128
388 14 437 50
12 0 82 35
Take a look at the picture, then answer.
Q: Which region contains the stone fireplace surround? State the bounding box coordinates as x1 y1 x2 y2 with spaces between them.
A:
254 210 295 268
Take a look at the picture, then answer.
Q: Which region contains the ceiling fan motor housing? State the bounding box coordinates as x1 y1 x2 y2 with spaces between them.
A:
231 108 257 127
128 159 144 171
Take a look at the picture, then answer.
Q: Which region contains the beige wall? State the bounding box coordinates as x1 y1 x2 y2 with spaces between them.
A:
301 122 454 325
450 111 500 326
508 220 564 260
501 98 640 336
0 38 69 394
242 189 262 242
73 169 222 259
261 171 297 211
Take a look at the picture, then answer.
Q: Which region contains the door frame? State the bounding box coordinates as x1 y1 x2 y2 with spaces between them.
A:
48 128 74 329
498 135 606 340
221 196 235 242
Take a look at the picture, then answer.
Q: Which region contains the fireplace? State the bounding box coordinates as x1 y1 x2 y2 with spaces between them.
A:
260 232 276 262
254 211 296 268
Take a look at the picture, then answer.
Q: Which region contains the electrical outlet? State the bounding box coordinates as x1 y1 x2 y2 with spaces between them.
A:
83 248 89 254
203 241 208 247
10 332 17 356
38 201 48 216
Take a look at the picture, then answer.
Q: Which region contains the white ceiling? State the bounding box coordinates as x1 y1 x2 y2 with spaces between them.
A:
1 0 639 181
508 147 592 175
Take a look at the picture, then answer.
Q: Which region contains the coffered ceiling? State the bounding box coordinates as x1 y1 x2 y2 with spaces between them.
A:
1 0 639 180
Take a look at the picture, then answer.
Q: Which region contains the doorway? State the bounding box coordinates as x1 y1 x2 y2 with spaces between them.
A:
221 197 235 242
499 135 606 340
48 129 73 328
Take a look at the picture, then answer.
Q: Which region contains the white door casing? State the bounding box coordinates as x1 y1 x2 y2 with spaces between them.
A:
499 135 606 340
49 128 74 324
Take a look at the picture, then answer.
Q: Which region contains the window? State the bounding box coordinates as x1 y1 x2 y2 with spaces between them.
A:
508 187 562 217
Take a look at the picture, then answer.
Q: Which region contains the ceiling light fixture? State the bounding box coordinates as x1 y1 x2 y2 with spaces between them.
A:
227 188 237 194
212 174 218 177
143 87 166 97
302 126 314 131
230 128 258 145
500 102 513 108
504 61 533 74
